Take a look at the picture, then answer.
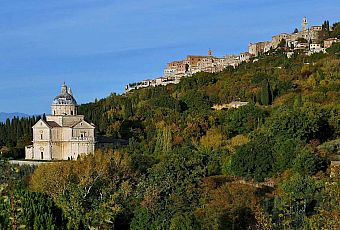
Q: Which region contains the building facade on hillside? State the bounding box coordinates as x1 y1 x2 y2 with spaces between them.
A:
310 26 322 31
239 52 251 62
223 55 241 67
212 100 249 110
125 49 250 92
164 60 188 77
309 43 324 52
248 41 272 56
271 33 292 48
324 37 339 48
248 17 322 58
292 29 319 42
25 84 95 160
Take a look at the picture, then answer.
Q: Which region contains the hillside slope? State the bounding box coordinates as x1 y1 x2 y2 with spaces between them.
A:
1 50 339 230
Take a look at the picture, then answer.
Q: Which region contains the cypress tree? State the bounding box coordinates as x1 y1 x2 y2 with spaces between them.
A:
294 93 303 108
124 99 133 119
260 80 272 105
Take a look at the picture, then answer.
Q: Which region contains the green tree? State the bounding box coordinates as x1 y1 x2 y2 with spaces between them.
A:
326 42 340 55
124 98 133 119
230 133 274 181
154 126 172 156
266 106 330 141
331 22 340 37
297 37 308 43
278 39 286 48
274 174 323 229
220 103 266 137
30 150 139 229
260 80 272 105
294 93 303 108
272 137 304 172
132 148 207 228
292 148 320 175
169 212 197 230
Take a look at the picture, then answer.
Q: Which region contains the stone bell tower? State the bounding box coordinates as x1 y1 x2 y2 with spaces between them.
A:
302 16 308 31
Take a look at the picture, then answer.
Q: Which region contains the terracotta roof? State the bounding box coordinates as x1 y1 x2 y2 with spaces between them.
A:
46 121 61 128
325 38 338 41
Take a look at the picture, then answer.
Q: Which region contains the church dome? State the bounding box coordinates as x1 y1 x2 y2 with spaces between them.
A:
52 83 78 106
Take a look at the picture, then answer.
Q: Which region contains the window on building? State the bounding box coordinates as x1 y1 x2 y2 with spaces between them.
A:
80 133 84 139
41 133 43 139
71 110 73 115
41 152 43 159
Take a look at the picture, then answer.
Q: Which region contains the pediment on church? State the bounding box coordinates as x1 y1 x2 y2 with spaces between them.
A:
32 119 51 129
72 120 95 129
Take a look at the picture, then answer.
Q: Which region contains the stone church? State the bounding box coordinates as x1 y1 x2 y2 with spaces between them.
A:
25 83 95 160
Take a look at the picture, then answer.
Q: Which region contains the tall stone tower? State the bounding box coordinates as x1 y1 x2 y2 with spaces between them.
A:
208 49 213 56
302 16 308 31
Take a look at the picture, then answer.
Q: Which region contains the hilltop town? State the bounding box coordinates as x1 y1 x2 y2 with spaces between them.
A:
125 17 340 92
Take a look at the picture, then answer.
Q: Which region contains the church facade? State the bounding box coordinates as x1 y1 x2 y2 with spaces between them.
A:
25 84 95 160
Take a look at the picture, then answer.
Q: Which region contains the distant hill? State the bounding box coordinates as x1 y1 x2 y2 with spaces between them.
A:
0 112 30 123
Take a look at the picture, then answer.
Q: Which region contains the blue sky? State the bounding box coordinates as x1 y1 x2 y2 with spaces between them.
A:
0 0 339 114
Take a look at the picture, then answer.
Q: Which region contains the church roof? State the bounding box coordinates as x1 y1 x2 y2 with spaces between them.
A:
71 120 95 128
32 119 61 129
52 83 78 106
46 121 61 128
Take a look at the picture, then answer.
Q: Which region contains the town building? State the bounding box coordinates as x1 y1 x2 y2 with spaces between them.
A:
310 26 322 31
271 33 292 48
248 41 272 56
324 38 339 49
309 43 325 54
239 52 251 62
25 83 95 161
212 101 249 110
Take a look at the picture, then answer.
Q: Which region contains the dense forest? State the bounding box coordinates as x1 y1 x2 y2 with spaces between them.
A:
1 39 340 229
0 116 41 158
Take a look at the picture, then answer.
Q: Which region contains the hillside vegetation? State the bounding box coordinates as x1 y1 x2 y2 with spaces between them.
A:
1 48 340 229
